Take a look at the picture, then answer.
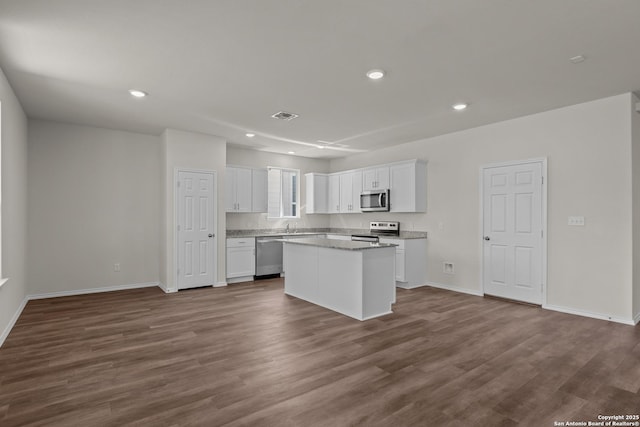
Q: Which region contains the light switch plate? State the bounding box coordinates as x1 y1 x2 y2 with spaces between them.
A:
568 216 585 226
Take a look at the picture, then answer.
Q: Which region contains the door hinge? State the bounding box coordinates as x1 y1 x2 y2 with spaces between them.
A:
541 176 544 185
541 230 543 238
177 225 181 231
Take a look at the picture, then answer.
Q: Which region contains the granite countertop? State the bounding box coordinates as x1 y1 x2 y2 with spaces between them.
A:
280 237 397 251
226 228 428 240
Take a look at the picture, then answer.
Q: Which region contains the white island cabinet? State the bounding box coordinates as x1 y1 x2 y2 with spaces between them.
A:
283 238 396 321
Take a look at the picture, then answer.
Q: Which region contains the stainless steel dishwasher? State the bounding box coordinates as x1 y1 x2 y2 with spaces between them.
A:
255 236 283 278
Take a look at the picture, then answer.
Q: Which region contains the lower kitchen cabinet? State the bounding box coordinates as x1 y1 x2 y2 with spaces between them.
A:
226 238 255 283
378 238 427 288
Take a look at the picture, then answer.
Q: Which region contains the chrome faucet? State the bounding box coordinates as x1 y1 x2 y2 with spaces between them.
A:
285 223 290 233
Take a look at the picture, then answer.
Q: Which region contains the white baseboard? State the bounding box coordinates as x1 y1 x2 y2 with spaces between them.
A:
227 277 253 284
634 311 640 325
28 282 161 300
158 282 168 293
543 303 635 326
396 282 428 290
214 281 228 287
0 296 29 348
426 281 484 297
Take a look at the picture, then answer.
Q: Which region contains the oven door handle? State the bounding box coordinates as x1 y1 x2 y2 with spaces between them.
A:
379 193 383 207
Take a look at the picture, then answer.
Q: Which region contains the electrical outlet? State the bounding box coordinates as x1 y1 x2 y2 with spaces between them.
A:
114 263 121 272
443 262 455 274
568 216 585 226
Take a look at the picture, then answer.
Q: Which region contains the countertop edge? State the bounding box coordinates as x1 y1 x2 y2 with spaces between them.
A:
226 229 428 240
282 238 398 251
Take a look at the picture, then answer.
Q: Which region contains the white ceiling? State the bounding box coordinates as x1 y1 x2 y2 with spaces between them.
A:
0 1 639 159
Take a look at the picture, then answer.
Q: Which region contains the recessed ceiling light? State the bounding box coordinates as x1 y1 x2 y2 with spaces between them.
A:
245 132 255 138
287 151 295 154
366 69 385 80
128 89 147 98
569 55 586 64
452 103 468 111
317 145 325 149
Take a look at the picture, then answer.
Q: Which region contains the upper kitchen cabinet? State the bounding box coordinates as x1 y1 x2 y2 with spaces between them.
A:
328 174 341 214
305 159 426 214
362 166 389 191
389 160 427 213
225 166 253 213
305 173 329 214
251 168 268 213
339 170 363 213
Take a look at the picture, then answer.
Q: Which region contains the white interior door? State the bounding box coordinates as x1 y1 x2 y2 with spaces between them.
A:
178 171 215 290
482 161 544 304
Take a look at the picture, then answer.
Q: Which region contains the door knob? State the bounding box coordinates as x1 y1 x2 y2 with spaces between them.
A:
484 236 490 241
208 234 214 238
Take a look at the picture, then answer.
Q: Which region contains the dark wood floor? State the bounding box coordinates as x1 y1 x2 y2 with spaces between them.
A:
1 279 639 426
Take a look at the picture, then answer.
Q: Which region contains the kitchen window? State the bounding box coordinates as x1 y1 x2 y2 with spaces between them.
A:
267 167 300 219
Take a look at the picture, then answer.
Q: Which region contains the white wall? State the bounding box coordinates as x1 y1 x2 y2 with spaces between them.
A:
632 93 640 322
0 66 28 344
330 94 635 322
160 129 226 290
226 147 331 230
27 120 161 294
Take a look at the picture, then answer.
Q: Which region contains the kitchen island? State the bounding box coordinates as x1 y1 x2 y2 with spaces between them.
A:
282 238 397 321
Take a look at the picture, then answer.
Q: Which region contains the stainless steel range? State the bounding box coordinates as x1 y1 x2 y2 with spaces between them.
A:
351 221 400 243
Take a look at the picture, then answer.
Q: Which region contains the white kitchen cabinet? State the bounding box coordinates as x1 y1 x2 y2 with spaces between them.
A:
362 166 389 191
339 171 362 213
379 237 427 288
251 168 268 213
328 174 341 214
226 238 256 283
394 249 406 282
225 166 252 212
389 160 427 213
305 173 329 214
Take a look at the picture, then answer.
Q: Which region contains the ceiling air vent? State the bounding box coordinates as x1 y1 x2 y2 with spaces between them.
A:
271 111 299 121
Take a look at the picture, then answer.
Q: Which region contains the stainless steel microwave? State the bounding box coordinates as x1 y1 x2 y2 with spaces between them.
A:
360 189 390 212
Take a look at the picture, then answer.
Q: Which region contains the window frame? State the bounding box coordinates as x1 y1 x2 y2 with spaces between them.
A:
267 166 301 219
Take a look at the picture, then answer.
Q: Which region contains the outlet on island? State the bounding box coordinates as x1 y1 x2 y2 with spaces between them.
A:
114 263 121 272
